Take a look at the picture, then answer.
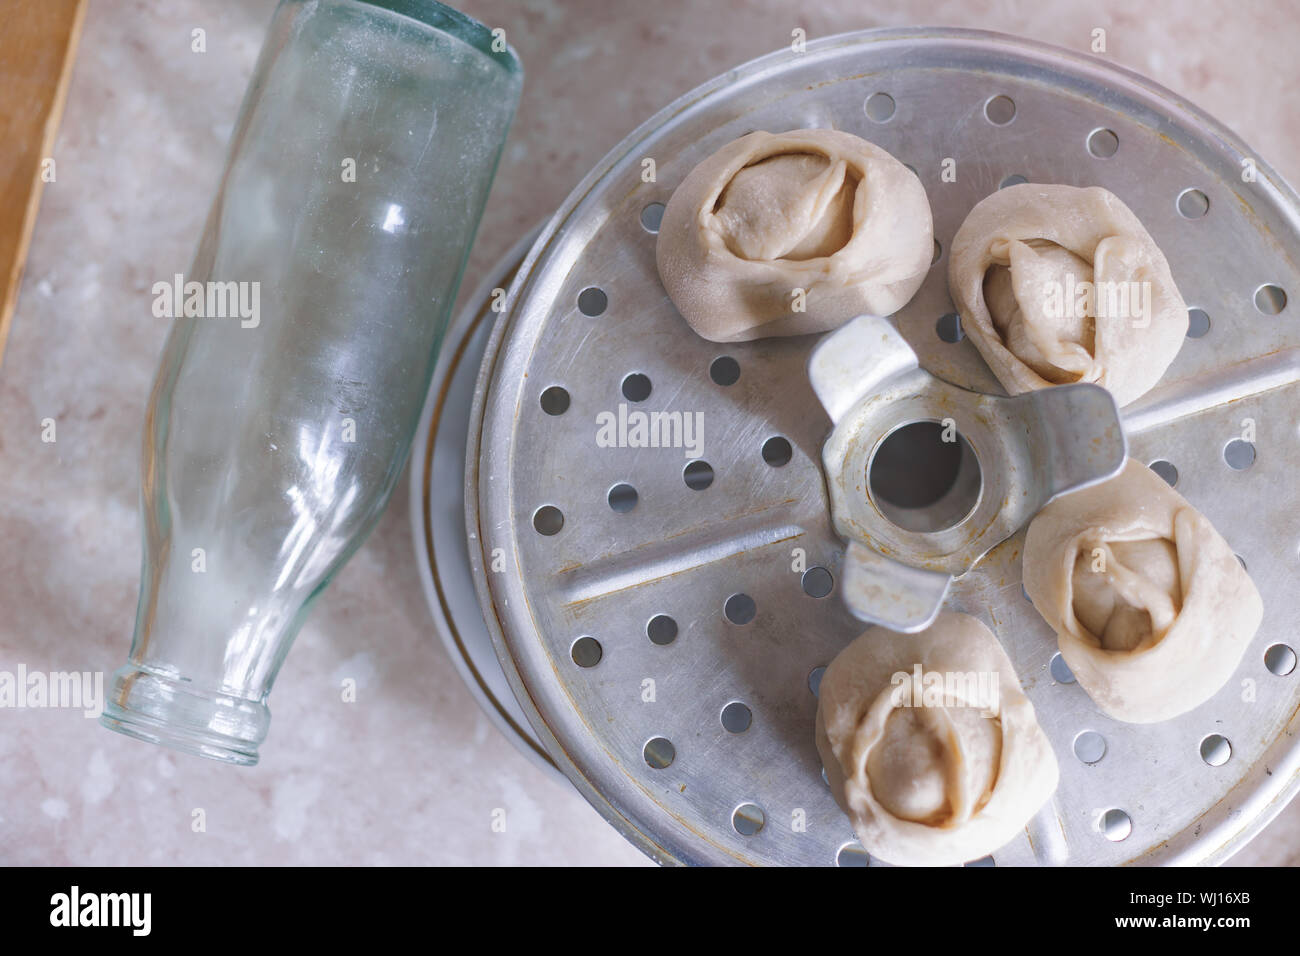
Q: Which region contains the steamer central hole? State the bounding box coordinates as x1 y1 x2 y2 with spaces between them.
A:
868 421 982 533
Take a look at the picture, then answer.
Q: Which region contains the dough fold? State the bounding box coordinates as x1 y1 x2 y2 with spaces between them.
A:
815 612 1058 866
1023 458 1262 723
948 184 1187 406
656 129 933 342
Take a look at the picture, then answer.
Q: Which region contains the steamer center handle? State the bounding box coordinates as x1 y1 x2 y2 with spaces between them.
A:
807 314 1128 632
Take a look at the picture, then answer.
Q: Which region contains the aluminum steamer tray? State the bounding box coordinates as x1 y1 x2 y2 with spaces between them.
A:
449 28 1300 866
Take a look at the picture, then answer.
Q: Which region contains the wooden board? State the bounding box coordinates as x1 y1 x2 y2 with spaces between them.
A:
0 0 87 368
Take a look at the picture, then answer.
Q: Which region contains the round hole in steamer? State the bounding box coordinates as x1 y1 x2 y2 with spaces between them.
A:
577 286 607 316
724 593 757 625
801 566 834 598
1050 652 1076 684
808 665 826 697
1200 734 1232 767
539 386 570 416
532 505 564 536
868 421 982 533
709 355 740 386
837 842 871 867
1223 438 1256 470
1100 808 1132 842
646 614 678 646
1187 307 1211 338
865 92 896 123
721 701 752 734
762 436 793 467
1148 459 1178 487
1086 127 1119 158
999 173 1028 189
732 803 766 836
621 372 652 402
643 737 675 770
639 202 665 233
984 94 1016 125
570 636 602 668
607 482 638 513
1265 644 1297 676
1255 283 1287 314
964 855 996 868
1176 188 1210 219
1073 730 1107 765
936 312 963 343
683 460 714 490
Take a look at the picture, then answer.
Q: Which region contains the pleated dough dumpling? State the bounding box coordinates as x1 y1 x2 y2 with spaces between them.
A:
815 612 1058 867
656 129 933 342
1023 459 1262 723
948 184 1187 406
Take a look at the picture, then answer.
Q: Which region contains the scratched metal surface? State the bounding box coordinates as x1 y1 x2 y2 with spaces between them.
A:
409 226 565 783
465 28 1300 866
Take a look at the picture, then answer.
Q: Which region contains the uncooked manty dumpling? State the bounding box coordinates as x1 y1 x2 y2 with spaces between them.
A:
948 184 1187 406
1023 458 1262 723
656 129 933 342
815 612 1058 867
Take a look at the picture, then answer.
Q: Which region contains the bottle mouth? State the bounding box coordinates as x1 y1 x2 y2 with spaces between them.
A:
99 668 270 766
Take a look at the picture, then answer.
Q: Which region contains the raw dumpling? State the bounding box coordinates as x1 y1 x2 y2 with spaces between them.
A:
948 184 1187 406
1023 458 1262 723
815 612 1058 866
656 129 933 342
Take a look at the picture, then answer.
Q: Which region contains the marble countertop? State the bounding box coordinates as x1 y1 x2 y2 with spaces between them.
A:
2 0 1297 866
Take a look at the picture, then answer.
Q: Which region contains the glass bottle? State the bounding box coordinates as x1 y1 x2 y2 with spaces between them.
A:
100 0 522 765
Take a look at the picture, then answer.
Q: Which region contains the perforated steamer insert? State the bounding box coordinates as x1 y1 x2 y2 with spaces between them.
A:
414 28 1300 865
